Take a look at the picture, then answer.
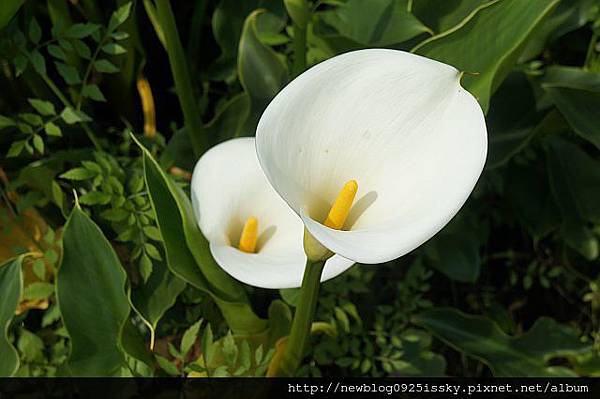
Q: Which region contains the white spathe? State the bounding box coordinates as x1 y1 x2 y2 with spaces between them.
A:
191 137 354 289
256 49 488 264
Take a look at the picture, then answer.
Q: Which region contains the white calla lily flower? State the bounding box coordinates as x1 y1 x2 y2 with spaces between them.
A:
256 49 487 264
191 137 354 289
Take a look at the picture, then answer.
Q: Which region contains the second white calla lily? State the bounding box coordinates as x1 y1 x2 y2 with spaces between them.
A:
191 137 354 289
256 49 488 264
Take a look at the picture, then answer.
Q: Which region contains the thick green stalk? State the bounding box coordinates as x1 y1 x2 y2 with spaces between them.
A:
275 259 325 376
155 0 205 156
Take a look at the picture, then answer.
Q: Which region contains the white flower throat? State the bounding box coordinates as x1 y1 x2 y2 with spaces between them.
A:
237 180 359 254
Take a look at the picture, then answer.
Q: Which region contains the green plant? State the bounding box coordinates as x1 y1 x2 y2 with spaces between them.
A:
1 0 600 378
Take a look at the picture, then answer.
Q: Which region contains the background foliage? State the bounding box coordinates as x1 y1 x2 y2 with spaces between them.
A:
1 0 600 377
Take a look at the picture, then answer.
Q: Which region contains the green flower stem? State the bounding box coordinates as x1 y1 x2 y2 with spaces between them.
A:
276 258 325 376
155 0 206 157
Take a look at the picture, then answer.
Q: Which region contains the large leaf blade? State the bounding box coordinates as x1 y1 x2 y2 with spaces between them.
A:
415 307 590 376
542 66 600 150
319 0 431 46
545 137 600 259
0 0 24 29
412 0 489 33
0 257 23 377
131 259 186 347
238 10 289 134
134 136 267 335
57 207 130 376
414 0 560 112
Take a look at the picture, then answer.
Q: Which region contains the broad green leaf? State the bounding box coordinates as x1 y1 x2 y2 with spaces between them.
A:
0 257 23 377
490 109 568 170
412 0 488 33
131 259 185 345
161 94 250 169
425 232 480 283
545 138 600 259
279 287 300 307
394 329 446 376
57 207 130 376
575 352 600 377
120 319 154 373
506 163 560 240
160 128 195 170
264 300 292 348
519 0 598 61
486 71 554 169
415 307 590 376
319 0 431 46
134 136 267 335
28 99 56 116
424 215 482 283
284 0 309 28
209 93 251 142
413 0 560 112
238 10 288 134
542 66 600 150
0 0 24 29
545 137 600 224
209 0 285 81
